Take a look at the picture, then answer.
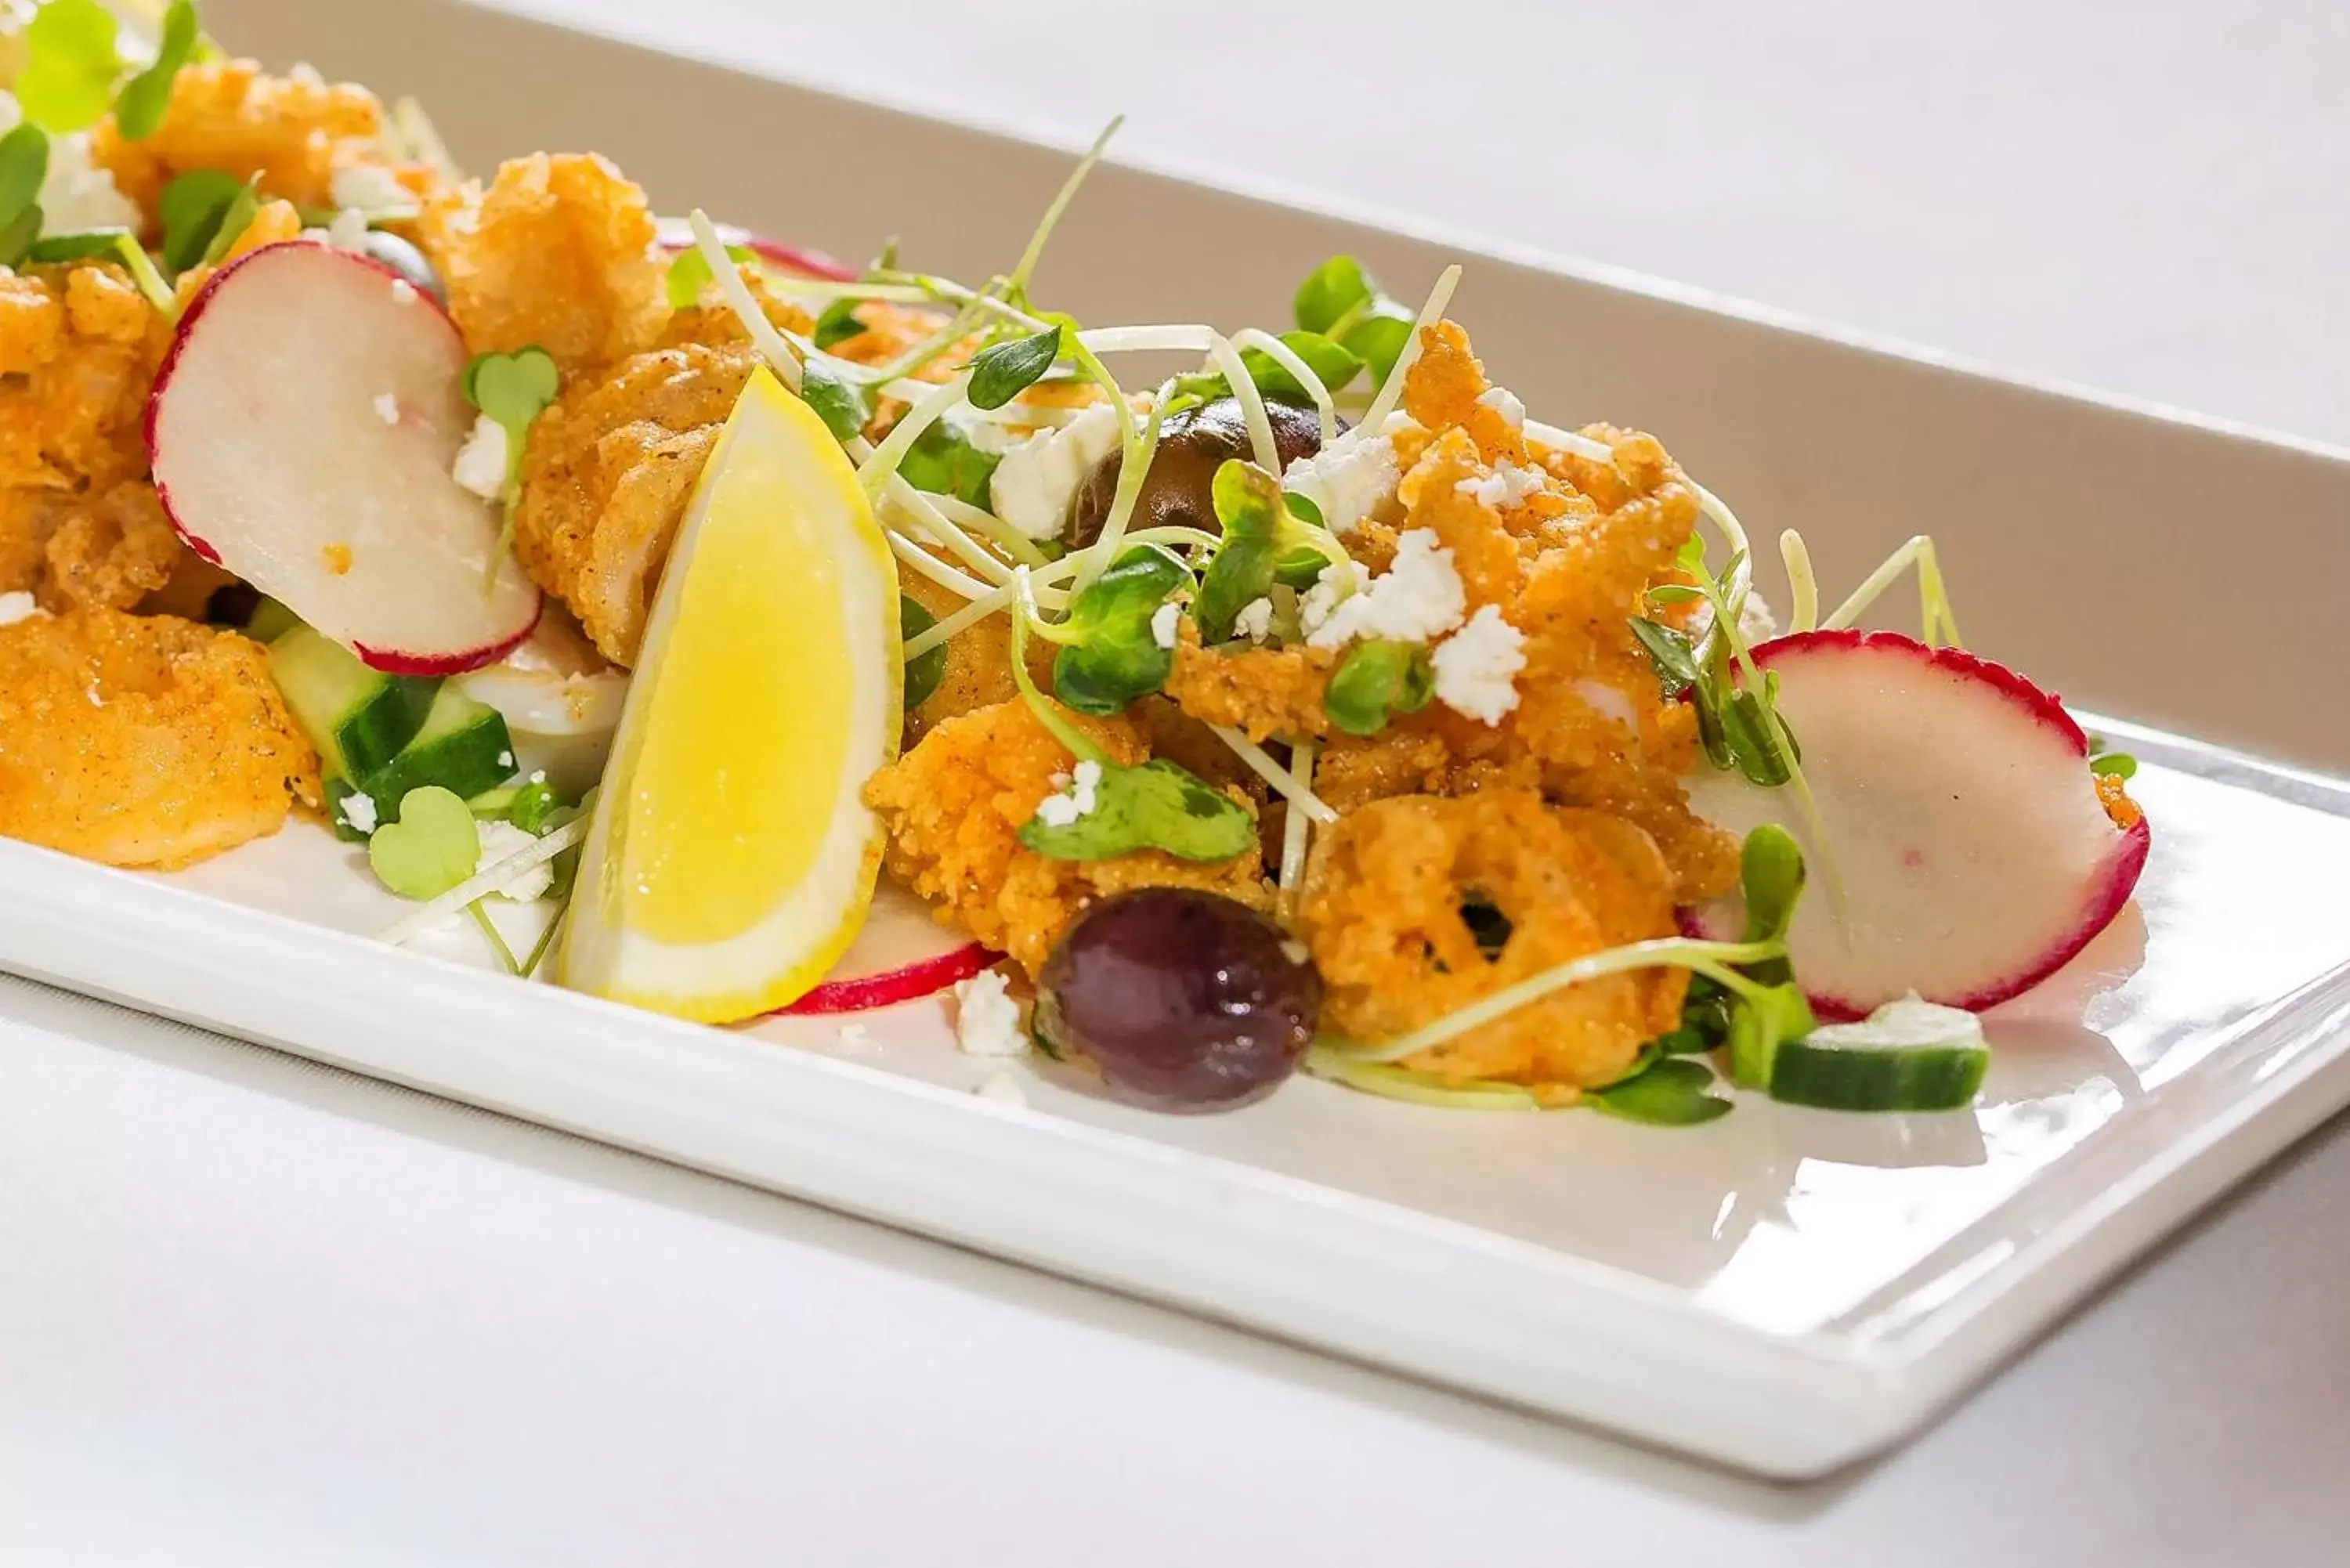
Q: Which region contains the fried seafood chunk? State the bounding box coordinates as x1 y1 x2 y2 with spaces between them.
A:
417 154 668 368
1296 792 1685 1091
1162 619 1338 743
0 262 165 496
92 58 396 214
0 609 319 869
37 480 183 612
863 699 1269 974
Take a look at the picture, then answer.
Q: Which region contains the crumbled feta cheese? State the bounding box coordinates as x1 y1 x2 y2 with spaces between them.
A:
330 162 413 213
528 770 548 784
338 793 379 835
1282 412 1413 536
0 590 39 627
1305 529 1466 649
371 392 400 426
835 1022 870 1052
327 208 370 251
1149 602 1180 650
1032 759 1103 829
477 820 554 901
451 415 510 500
1455 459 1549 510
953 969 1028 1057
1232 596 1274 643
1298 558 1370 640
1431 605 1528 724
974 1071 1028 1107
1476 385 1527 430
497 750 515 769
988 402 1122 541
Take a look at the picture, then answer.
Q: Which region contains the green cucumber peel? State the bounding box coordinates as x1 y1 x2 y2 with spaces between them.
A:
1768 996 1990 1113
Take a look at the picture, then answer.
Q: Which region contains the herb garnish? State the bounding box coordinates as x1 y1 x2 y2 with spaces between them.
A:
967 323 1063 410
899 594 948 710
16 0 123 132
663 241 754 309
1049 542 1190 715
896 417 1000 509
112 0 200 141
157 168 244 273
2086 735 2138 779
1192 459 1347 641
367 785 479 900
1291 255 1417 385
1323 639 1434 736
461 345 559 585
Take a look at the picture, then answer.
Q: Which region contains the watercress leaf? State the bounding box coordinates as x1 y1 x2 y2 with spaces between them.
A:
812 296 866 350
897 417 1000 508
112 0 200 142
968 323 1062 410
900 594 948 710
16 0 122 133
1339 302 1415 386
0 124 49 229
195 173 263 269
2089 752 2138 779
1628 616 1699 696
367 786 482 900
25 226 132 263
797 353 872 442
1588 1057 1734 1127
1325 639 1431 736
663 242 754 309
1737 824 1807 945
1017 757 1256 863
1241 329 1365 402
1050 542 1188 716
1292 255 1374 335
0 204 40 268
157 167 242 272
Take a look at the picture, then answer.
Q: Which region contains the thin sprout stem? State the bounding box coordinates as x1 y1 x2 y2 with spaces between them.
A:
925 494 1051 569
112 235 174 315
1822 533 1962 647
690 209 803 393
902 554 1089 659
1302 1051 1542 1111
1006 116 1123 298
1073 396 1167 592
392 97 461 181
1074 324 1216 355
1277 737 1318 918
1780 529 1820 634
1009 569 1108 764
378 819 590 945
1233 327 1336 444
754 279 937 304
858 374 972 497
1207 331 1281 473
1206 726 1339 826
1522 418 1615 464
886 530 1000 602
468 903 519 974
1121 524 1221 552
520 902 566 979
1361 264 1462 429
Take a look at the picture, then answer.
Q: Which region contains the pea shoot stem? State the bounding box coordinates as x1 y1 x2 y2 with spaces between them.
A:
1009 568 1109 765
468 903 519 974
1005 117 1123 302
1780 528 1820 635
1824 533 1963 648
1206 726 1339 826
1360 264 1462 430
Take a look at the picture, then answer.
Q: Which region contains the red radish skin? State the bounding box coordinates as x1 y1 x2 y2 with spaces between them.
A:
768 881 996 1015
1684 630 2149 1018
780 942 997 1015
147 242 543 675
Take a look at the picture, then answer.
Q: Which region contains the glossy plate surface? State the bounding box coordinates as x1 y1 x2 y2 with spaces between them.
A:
1 717 2343 1477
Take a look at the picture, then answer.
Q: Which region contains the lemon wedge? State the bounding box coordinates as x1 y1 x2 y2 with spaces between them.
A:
557 366 901 1022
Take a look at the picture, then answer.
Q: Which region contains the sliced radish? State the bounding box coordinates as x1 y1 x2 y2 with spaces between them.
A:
653 217 857 283
146 242 542 676
773 880 996 1015
1685 630 2149 1019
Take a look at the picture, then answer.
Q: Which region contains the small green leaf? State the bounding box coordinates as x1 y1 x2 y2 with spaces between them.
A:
1587 1057 1734 1127
1325 639 1433 736
112 0 200 141
1050 542 1189 716
1292 255 1375 336
1643 583 1705 606
0 124 49 230
1192 460 1287 641
1284 491 1325 529
663 242 756 309
798 354 873 442
900 594 947 710
508 779 562 834
1239 329 1365 402
158 168 244 273
16 0 123 134
1340 304 1415 388
967 323 1062 410
0 204 42 269
25 226 132 263
812 297 866 350
1737 824 1806 947
1017 758 1256 863
2089 752 2138 779
195 173 263 269
367 786 482 901
1726 983 1815 1092
1629 616 1700 697
463 346 561 429
897 417 1000 508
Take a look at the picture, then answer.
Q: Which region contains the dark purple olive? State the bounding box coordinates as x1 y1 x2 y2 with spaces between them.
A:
1064 396 1329 551
1035 888 1321 1112
355 229 447 306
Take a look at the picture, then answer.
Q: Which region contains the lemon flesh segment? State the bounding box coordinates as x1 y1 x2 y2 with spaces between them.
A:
559 367 902 1023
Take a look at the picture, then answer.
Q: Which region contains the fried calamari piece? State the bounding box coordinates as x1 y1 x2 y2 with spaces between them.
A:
38 480 183 612
864 699 1269 974
1161 619 1338 743
899 564 1059 742
1296 792 1685 1091
417 154 667 368
92 58 392 214
0 609 319 869
0 262 166 495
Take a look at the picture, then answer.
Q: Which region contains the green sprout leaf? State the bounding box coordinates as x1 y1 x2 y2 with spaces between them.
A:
468 777 564 834
900 594 947 710
463 346 561 585
1726 982 1815 1093
157 167 244 273
2089 753 2137 779
897 417 1000 508
1292 255 1374 336
1324 638 1434 736
194 172 263 269
798 352 873 442
0 204 42 269
26 226 130 263
112 0 200 142
1017 757 1256 864
1050 542 1189 715
1340 305 1415 388
1587 1057 1734 1127
1737 823 1806 951
0 123 50 234
367 786 482 901
663 241 755 309
967 323 1062 410
1193 459 1344 642
812 297 866 350
16 0 123 133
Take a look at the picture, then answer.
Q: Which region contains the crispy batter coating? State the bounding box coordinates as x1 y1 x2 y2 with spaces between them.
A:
38 480 182 612
417 154 667 368
899 562 1046 742
92 58 394 215
0 262 165 496
863 699 1269 975
0 609 319 869
1162 618 1338 743
1296 792 1685 1090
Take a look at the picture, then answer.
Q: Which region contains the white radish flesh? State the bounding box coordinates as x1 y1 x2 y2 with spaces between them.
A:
773 881 995 1015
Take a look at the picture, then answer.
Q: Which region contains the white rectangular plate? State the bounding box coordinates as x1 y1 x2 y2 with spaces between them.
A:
2 716 2345 1476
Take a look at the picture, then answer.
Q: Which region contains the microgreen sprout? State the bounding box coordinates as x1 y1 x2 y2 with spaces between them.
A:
1192 460 1348 641
896 419 1001 510
663 240 754 309
366 785 480 901
0 123 49 266
812 297 865 350
899 594 949 710
16 0 123 133
1779 528 1820 634
1291 254 1418 389
461 345 559 587
1003 115 1123 306
1323 638 1434 736
157 167 242 272
796 350 873 443
1358 264 1462 430
1049 541 1191 715
967 323 1063 410
112 0 200 141
2087 735 2138 779
194 172 262 269
1821 531 1963 647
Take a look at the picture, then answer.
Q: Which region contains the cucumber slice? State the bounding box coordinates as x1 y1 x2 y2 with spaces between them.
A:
360 685 516 811
266 623 439 780
1769 994 1990 1113
245 596 301 644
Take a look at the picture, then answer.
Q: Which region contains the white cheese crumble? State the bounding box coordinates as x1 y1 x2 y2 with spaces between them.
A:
0 94 139 233
477 821 554 901
1232 596 1274 644
835 1022 870 1052
497 750 515 769
1282 411 1413 536
1032 759 1103 829
1431 605 1528 724
337 792 379 835
327 208 370 251
988 402 1122 541
1149 601 1180 650
1476 385 1527 430
953 969 1028 1057
0 590 40 627
371 392 400 426
974 1071 1028 1107
330 162 414 214
452 414 511 500
1305 529 1466 649
1297 558 1369 641
1455 459 1548 510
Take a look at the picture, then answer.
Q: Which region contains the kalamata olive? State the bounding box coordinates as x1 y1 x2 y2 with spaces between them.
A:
1064 396 1329 551
355 229 448 306
1034 887 1321 1112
